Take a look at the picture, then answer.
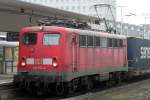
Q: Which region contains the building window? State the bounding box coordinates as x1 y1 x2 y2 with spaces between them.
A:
72 6 75 10
77 6 80 10
117 24 121 28
131 27 134 30
49 0 53 2
44 0 47 3
83 6 86 10
33 0 37 3
65 6 69 10
61 6 64 9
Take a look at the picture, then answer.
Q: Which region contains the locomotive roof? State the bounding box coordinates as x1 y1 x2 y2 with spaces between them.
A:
21 26 126 39
68 28 126 39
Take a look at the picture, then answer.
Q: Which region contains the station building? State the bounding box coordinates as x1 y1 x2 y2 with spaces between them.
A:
20 0 150 39
21 0 117 21
0 32 18 74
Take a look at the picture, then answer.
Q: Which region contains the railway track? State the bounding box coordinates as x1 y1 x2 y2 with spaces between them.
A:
45 75 150 100
1 76 150 100
0 83 14 90
0 83 19 100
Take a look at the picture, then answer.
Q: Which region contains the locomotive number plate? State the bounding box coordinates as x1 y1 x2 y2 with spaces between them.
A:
26 58 34 64
43 58 52 65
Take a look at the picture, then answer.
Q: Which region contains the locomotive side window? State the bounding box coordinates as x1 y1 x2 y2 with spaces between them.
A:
43 34 60 45
79 35 87 47
108 38 113 47
94 37 100 47
113 39 118 47
87 36 94 47
119 39 123 47
112 39 123 47
101 37 107 47
22 33 37 45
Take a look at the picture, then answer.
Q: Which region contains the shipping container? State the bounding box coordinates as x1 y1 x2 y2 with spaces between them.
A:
127 37 150 69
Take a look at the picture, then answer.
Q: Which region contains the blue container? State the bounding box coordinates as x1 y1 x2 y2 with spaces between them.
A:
127 38 150 69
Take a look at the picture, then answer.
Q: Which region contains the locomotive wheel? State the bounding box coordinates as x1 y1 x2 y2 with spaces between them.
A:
27 86 37 95
115 75 122 84
68 82 75 94
55 82 77 95
56 82 65 96
113 72 122 85
106 74 116 87
86 78 93 90
82 77 93 91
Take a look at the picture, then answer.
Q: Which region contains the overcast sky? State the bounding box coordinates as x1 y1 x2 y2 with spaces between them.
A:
117 0 150 25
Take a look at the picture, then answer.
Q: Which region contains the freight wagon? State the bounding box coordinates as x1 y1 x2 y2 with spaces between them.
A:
127 37 150 76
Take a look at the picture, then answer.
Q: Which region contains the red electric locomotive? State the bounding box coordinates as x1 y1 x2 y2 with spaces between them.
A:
14 24 128 95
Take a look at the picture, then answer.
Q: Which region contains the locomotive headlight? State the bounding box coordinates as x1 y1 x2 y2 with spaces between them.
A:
52 57 58 68
21 62 26 66
52 62 58 67
40 26 44 30
21 57 26 67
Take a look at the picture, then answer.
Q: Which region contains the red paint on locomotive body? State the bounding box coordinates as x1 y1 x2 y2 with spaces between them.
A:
16 26 127 83
18 26 67 71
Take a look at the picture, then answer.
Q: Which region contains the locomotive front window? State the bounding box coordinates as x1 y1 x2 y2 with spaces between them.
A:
43 34 60 45
22 33 37 45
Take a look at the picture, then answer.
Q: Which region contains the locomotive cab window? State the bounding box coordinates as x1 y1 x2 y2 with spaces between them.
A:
22 33 37 45
43 33 60 45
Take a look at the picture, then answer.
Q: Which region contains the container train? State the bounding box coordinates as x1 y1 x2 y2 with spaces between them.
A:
14 25 150 95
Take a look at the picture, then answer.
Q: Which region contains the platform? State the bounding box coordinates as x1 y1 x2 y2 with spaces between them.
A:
0 74 13 85
59 79 150 100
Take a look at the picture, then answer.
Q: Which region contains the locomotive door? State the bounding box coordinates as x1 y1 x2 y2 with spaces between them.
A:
72 33 78 72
